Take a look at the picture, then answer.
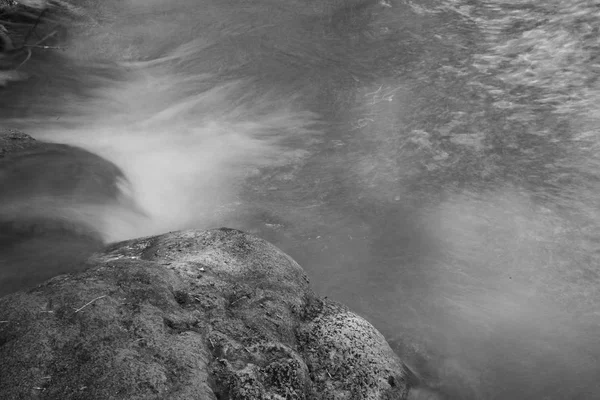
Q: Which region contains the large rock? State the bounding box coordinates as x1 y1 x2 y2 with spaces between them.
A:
0 228 416 399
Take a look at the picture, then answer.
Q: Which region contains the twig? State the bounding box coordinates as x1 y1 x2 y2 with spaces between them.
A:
31 29 56 46
24 44 63 49
15 46 30 69
230 295 249 306
0 320 8 323
74 295 107 313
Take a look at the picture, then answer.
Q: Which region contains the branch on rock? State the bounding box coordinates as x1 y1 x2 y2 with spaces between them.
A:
74 295 107 313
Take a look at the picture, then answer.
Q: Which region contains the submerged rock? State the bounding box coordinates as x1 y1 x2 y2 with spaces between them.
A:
0 129 142 296
0 228 415 399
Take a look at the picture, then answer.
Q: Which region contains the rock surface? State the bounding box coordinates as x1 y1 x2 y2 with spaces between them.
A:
0 228 415 399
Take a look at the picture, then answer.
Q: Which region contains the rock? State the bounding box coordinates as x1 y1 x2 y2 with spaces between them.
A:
0 228 414 399
0 129 135 219
0 129 142 296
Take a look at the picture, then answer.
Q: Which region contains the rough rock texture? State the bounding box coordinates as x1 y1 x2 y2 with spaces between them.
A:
0 228 415 399
0 129 140 296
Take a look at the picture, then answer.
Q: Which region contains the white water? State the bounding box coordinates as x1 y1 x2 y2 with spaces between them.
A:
14 0 324 240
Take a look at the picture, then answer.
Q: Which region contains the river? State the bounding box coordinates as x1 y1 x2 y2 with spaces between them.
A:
1 0 600 398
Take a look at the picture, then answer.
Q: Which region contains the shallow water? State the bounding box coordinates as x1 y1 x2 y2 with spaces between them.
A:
2 0 600 398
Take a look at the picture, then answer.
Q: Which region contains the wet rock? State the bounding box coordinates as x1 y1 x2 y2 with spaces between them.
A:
0 129 140 296
0 228 414 399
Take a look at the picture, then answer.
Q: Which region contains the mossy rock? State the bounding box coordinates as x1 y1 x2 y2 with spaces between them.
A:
0 228 415 399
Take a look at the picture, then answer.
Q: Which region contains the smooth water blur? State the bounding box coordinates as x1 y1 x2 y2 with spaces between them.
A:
2 0 600 398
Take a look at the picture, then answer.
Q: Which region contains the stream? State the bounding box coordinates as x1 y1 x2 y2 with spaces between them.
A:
2 0 600 398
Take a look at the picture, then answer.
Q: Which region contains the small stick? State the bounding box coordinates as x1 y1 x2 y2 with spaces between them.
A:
230 295 248 306
0 320 8 323
74 295 107 313
326 370 333 379
15 47 31 69
23 45 64 49
31 30 56 47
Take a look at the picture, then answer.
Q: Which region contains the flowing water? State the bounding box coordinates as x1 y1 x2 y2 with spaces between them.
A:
2 0 600 398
